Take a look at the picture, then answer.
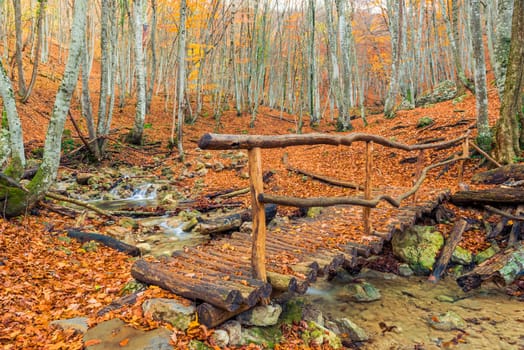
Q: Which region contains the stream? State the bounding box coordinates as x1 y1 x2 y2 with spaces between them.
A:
304 272 524 349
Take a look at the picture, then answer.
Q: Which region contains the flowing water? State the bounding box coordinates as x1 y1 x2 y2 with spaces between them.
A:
304 273 524 350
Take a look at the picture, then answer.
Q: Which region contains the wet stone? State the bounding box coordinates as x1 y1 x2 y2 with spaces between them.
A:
83 318 172 350
339 281 381 302
335 318 369 342
427 311 466 331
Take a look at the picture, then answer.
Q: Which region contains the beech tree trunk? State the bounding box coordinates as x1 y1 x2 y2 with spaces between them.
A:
128 0 147 145
2 0 87 217
470 0 491 152
0 60 25 179
21 0 46 102
12 0 26 96
176 0 187 159
493 0 524 164
493 0 514 96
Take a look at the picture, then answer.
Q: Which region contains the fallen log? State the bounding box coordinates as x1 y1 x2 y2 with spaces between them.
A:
456 242 524 292
67 230 140 256
429 219 468 283
131 259 246 312
194 204 277 235
451 188 524 207
472 164 524 184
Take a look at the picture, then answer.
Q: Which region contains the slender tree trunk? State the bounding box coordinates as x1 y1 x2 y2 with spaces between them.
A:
493 0 524 164
21 0 46 102
384 0 402 118
24 0 87 209
12 0 26 96
0 60 25 179
470 0 491 152
146 0 157 113
439 0 475 94
493 0 514 96
128 0 147 145
80 34 100 160
308 0 320 125
176 0 187 159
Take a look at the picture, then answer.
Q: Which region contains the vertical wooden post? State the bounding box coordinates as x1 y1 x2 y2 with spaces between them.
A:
412 150 424 203
248 147 267 283
458 138 469 184
363 141 373 236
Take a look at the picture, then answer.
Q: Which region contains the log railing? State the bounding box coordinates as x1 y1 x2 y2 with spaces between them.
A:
198 131 471 285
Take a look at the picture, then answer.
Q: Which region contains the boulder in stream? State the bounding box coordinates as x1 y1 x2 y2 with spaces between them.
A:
338 281 381 302
392 225 444 275
426 311 466 331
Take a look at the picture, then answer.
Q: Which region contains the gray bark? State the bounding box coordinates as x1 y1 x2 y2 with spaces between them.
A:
128 0 147 145
494 0 514 96
26 0 87 201
439 0 475 93
384 0 402 118
12 0 26 96
493 0 524 164
470 0 491 151
176 0 187 158
21 0 46 102
0 60 25 179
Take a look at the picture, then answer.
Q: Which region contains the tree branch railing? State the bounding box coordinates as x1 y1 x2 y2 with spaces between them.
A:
197 131 471 286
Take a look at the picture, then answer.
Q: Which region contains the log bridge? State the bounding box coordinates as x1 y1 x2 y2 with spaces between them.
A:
131 132 470 327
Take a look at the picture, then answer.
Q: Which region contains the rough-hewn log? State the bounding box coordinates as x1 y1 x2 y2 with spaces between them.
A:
451 188 524 206
67 230 140 256
131 259 244 312
195 204 277 235
198 132 469 151
429 219 468 282
197 303 251 328
166 258 271 307
195 213 243 235
249 147 267 286
456 243 524 292
472 164 524 184
286 165 363 190
259 193 400 208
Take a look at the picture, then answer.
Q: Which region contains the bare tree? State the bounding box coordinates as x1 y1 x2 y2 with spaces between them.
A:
127 0 147 145
470 0 491 151
493 0 524 163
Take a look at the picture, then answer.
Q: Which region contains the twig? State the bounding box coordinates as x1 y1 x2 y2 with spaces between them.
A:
484 205 524 221
68 110 91 150
45 191 113 218
470 141 502 168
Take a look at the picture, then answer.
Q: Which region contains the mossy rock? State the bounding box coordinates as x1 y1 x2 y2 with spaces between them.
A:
392 226 444 275
452 246 473 265
239 325 282 348
416 116 434 128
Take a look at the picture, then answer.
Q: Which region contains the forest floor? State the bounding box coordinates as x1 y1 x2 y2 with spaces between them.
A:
1 49 523 349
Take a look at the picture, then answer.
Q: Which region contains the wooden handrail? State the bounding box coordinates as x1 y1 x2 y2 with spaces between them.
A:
198 131 470 151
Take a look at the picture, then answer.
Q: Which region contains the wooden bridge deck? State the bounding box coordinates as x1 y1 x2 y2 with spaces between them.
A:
131 187 450 327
